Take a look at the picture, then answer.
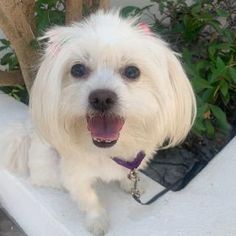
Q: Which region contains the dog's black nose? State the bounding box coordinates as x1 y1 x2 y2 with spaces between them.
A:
89 89 117 112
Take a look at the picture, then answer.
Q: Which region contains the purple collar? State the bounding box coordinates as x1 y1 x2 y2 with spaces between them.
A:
112 151 146 170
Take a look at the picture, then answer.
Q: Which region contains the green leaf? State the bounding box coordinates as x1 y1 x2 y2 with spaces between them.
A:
49 10 65 25
182 48 192 62
210 57 227 81
219 80 229 97
223 29 235 41
217 43 232 51
8 55 19 70
0 39 10 46
193 118 206 134
202 88 216 103
0 52 13 65
229 68 236 83
191 78 212 92
36 10 50 35
30 39 40 50
194 60 209 76
209 105 230 130
216 56 225 70
216 9 229 17
191 3 201 14
221 92 230 105
205 119 215 138
120 6 141 18
208 44 217 59
197 104 208 118
140 5 153 11
208 20 222 33
0 46 7 51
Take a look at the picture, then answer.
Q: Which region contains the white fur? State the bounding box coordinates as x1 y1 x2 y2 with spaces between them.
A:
3 11 196 236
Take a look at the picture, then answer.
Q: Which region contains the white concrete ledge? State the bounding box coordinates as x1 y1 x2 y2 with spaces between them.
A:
0 93 236 236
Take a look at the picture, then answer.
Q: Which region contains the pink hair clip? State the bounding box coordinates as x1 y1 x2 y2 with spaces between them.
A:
47 37 71 56
138 22 152 34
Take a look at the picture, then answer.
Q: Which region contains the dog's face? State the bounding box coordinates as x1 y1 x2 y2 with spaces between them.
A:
31 11 196 156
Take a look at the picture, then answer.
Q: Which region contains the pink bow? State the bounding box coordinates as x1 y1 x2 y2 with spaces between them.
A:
138 22 151 34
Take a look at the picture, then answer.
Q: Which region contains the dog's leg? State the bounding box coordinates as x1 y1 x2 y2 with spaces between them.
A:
28 133 62 189
82 185 109 236
70 182 109 236
61 163 109 236
0 123 30 176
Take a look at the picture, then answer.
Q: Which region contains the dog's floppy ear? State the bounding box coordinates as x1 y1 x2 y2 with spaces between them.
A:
39 26 74 56
30 26 74 145
163 48 196 148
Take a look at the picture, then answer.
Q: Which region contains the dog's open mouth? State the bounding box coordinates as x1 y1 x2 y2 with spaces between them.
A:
86 114 125 148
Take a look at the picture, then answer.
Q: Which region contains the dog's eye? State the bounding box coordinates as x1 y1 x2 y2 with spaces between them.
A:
122 66 140 80
71 64 89 78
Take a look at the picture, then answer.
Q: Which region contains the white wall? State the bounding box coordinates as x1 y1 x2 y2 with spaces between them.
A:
111 0 149 8
111 0 159 22
0 30 4 38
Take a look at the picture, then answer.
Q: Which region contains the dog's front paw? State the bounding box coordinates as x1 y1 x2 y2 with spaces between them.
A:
86 211 109 236
120 177 146 195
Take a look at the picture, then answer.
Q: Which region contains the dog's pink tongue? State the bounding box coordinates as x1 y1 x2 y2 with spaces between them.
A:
87 115 125 140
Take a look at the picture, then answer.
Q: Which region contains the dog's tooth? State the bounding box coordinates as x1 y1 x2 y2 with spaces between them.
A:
93 138 115 143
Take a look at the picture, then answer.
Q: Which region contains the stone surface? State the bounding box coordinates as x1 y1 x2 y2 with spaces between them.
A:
0 94 236 236
0 209 25 236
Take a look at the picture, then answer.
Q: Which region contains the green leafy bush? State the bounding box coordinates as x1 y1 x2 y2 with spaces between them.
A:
35 0 65 36
0 39 19 70
0 38 27 102
122 0 236 138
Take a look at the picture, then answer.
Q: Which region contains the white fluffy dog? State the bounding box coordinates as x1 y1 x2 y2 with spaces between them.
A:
3 11 196 236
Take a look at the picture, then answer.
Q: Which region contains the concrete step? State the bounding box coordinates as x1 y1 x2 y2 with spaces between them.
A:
0 93 235 236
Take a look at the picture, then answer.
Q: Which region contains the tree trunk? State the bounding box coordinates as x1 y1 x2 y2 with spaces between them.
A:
99 0 109 9
66 0 110 24
0 0 37 91
21 0 36 34
0 70 24 86
66 0 83 24
0 0 110 90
